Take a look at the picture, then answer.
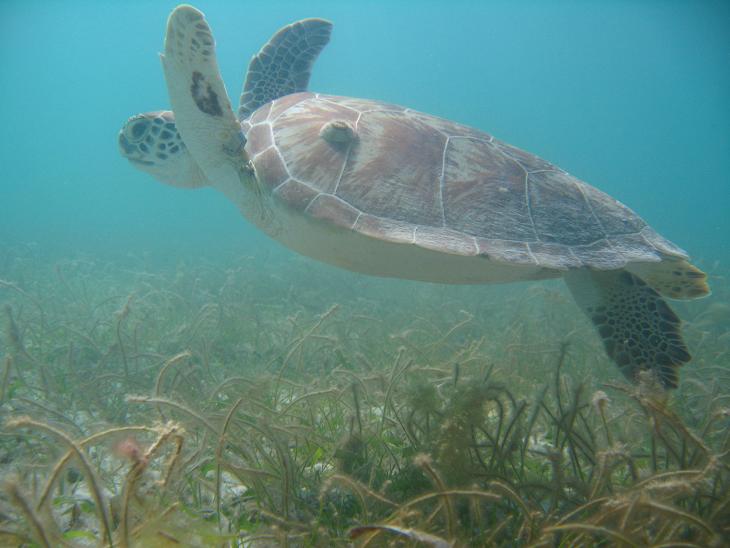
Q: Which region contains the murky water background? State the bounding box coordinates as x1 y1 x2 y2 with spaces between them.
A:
1 1 728 545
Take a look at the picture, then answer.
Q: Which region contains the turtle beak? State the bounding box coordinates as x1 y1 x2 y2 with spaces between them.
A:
118 131 154 165
118 132 135 156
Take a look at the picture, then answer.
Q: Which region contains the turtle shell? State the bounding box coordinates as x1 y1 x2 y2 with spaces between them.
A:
242 92 686 270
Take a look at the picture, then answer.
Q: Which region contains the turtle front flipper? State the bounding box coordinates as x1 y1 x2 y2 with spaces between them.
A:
161 6 249 186
565 269 691 388
238 18 333 119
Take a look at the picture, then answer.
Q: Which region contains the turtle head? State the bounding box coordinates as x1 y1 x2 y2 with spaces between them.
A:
118 110 208 188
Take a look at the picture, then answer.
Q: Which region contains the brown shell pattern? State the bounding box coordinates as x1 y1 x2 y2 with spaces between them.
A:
243 92 687 270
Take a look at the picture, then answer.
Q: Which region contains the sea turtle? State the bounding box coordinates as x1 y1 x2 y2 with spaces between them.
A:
119 5 709 388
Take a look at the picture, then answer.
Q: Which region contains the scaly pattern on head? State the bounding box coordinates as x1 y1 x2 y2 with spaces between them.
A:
118 111 206 188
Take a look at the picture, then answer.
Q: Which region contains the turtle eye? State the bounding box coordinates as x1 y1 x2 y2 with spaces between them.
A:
125 118 149 142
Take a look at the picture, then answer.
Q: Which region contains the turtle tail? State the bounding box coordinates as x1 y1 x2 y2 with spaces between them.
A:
564 269 691 388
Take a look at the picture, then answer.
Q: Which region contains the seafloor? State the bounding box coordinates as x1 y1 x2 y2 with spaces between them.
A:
0 243 728 546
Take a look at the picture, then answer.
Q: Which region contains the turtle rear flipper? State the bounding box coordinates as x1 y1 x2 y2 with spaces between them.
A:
626 258 710 300
565 269 690 388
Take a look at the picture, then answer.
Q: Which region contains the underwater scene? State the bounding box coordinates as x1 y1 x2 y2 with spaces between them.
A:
1 1 729 546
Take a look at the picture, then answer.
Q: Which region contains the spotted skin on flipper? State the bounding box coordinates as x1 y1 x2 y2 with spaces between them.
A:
627 259 709 300
566 269 690 388
238 18 332 120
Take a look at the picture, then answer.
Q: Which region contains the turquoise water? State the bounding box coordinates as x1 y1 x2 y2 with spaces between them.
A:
1 0 728 263
1 2 729 544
